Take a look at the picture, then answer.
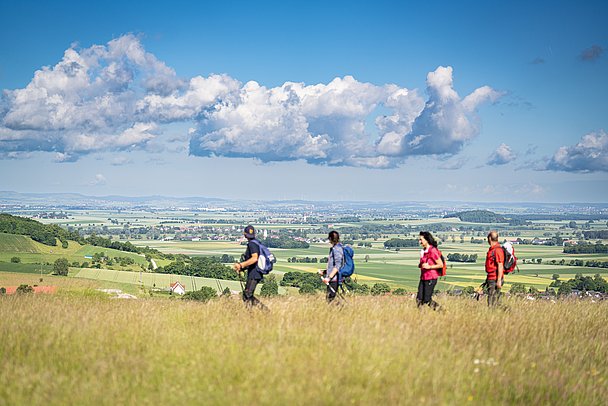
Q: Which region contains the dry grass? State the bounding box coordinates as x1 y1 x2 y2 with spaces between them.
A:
0 293 607 405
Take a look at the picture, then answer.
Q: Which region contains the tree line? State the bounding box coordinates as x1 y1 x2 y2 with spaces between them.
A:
446 253 478 263
563 243 608 254
549 274 608 295
383 238 419 249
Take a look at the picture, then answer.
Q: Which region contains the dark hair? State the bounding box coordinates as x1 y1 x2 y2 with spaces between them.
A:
419 231 438 248
328 230 340 244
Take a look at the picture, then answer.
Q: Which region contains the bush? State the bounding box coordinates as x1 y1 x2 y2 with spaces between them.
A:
510 283 527 295
371 283 391 296
182 286 217 302
299 283 317 295
0 287 6 295
10 257 21 263
392 288 407 296
463 286 476 295
260 275 279 297
53 258 69 276
16 284 34 294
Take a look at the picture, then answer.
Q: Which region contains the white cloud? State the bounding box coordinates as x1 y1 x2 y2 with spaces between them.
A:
376 67 503 157
487 143 517 166
1 36 501 168
0 34 175 159
89 174 107 186
546 130 608 172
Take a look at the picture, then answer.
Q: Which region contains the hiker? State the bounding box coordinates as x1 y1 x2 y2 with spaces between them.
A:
318 230 343 303
417 231 442 310
233 225 264 308
485 230 504 307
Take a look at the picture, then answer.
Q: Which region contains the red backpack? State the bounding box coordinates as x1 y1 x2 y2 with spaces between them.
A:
437 248 447 277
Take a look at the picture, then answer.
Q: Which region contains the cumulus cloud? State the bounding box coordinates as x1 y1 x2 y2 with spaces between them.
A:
1 35 502 168
375 67 502 158
0 34 175 159
545 130 608 172
580 45 604 62
487 143 517 166
191 66 501 167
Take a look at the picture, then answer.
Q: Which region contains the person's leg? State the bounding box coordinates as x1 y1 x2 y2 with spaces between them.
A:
426 279 440 310
327 280 338 303
243 277 260 307
487 279 497 306
416 280 424 307
495 277 503 306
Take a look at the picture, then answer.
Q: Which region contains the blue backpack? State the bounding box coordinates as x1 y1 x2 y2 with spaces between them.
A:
332 243 355 279
251 239 276 274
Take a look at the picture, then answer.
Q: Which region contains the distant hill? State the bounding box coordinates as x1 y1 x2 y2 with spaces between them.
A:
443 210 506 223
0 213 163 258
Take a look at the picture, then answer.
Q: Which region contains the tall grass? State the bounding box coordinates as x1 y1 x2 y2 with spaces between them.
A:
0 294 606 405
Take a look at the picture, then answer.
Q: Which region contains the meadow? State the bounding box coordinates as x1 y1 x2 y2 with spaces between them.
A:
0 293 606 405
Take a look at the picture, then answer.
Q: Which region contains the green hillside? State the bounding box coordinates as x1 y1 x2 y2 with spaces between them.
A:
0 233 41 254
0 232 147 269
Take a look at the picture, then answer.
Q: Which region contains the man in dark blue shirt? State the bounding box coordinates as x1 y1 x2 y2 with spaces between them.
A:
233 225 264 307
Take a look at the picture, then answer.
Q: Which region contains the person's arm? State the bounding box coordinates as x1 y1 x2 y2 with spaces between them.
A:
233 242 259 272
496 249 504 288
234 253 258 272
421 248 442 270
323 247 342 283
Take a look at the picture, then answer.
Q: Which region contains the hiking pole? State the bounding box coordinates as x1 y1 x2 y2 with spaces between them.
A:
320 275 348 304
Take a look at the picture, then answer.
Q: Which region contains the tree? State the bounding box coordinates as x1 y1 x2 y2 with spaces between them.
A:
558 283 572 297
222 287 232 296
260 275 279 297
552 274 560 281
371 283 391 296
10 256 21 263
182 286 217 302
299 283 316 295
510 283 527 295
53 258 69 276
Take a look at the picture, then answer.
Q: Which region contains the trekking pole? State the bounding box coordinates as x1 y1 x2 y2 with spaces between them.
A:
320 275 348 304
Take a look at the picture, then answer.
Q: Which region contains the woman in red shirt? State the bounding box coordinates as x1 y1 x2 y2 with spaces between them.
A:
417 231 443 310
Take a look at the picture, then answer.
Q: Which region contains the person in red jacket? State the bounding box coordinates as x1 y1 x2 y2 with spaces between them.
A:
417 231 443 310
485 230 504 307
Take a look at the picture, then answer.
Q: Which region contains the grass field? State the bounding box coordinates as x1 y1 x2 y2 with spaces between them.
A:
72 268 287 295
0 294 606 405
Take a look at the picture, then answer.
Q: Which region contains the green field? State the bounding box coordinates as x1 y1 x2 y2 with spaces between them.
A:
134 239 608 292
0 233 148 271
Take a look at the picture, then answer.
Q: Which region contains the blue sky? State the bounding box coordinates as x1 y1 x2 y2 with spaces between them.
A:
0 0 607 202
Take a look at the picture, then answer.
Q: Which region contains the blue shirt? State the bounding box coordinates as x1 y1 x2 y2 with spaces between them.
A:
327 243 344 281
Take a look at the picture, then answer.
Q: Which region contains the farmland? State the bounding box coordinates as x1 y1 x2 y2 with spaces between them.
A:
2 206 608 293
